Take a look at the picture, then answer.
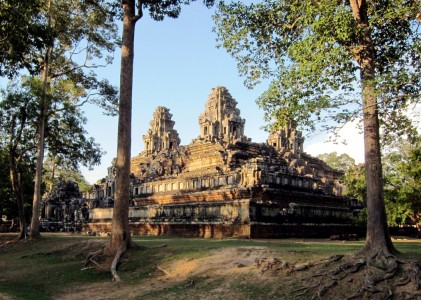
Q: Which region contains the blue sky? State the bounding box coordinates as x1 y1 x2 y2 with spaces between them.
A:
79 2 365 183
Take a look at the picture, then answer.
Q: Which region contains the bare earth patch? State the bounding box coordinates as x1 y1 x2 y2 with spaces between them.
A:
58 246 281 300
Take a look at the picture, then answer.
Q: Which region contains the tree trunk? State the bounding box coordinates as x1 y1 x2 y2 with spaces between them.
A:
9 156 27 240
350 0 397 255
30 46 51 240
106 0 138 256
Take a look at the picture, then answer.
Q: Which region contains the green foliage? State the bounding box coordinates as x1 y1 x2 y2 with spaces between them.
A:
343 164 367 202
138 0 216 21
0 80 100 219
343 137 421 228
317 152 356 171
2 0 120 114
0 84 38 221
213 0 420 135
43 0 120 115
383 138 421 227
0 0 49 76
1 0 120 227
3 77 105 171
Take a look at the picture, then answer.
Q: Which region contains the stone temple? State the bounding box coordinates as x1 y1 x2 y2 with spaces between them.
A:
85 86 359 238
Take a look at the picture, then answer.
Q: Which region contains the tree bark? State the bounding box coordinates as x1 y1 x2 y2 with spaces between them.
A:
349 0 397 255
106 0 138 256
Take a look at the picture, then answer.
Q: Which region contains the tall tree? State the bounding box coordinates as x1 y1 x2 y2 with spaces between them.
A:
214 0 420 256
23 0 119 239
106 0 215 281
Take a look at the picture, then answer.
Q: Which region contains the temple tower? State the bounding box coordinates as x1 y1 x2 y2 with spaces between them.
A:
268 120 305 153
143 106 180 155
198 86 246 142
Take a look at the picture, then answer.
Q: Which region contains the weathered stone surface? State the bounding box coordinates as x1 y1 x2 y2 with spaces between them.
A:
83 86 359 238
143 106 180 154
198 86 246 143
268 119 305 153
41 179 88 232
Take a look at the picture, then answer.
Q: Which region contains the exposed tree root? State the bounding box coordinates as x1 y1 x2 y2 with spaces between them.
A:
312 280 337 300
111 248 124 282
83 245 128 282
256 254 345 277
83 249 104 268
256 253 421 299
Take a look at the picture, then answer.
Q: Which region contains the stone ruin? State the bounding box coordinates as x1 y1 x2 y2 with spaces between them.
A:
84 86 361 238
41 178 89 232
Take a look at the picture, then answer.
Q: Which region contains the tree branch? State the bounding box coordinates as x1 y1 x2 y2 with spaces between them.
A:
284 16 303 29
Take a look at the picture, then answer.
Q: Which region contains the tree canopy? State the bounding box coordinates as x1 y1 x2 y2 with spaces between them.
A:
343 137 421 232
214 0 420 135
0 0 49 76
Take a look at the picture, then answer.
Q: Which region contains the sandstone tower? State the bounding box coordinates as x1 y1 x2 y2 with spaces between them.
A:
143 106 180 155
198 86 246 142
267 120 305 153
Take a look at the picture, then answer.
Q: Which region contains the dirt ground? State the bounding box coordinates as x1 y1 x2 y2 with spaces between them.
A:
58 246 282 300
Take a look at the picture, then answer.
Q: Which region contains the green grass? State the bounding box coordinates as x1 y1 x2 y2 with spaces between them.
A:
0 236 110 299
1 234 420 300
